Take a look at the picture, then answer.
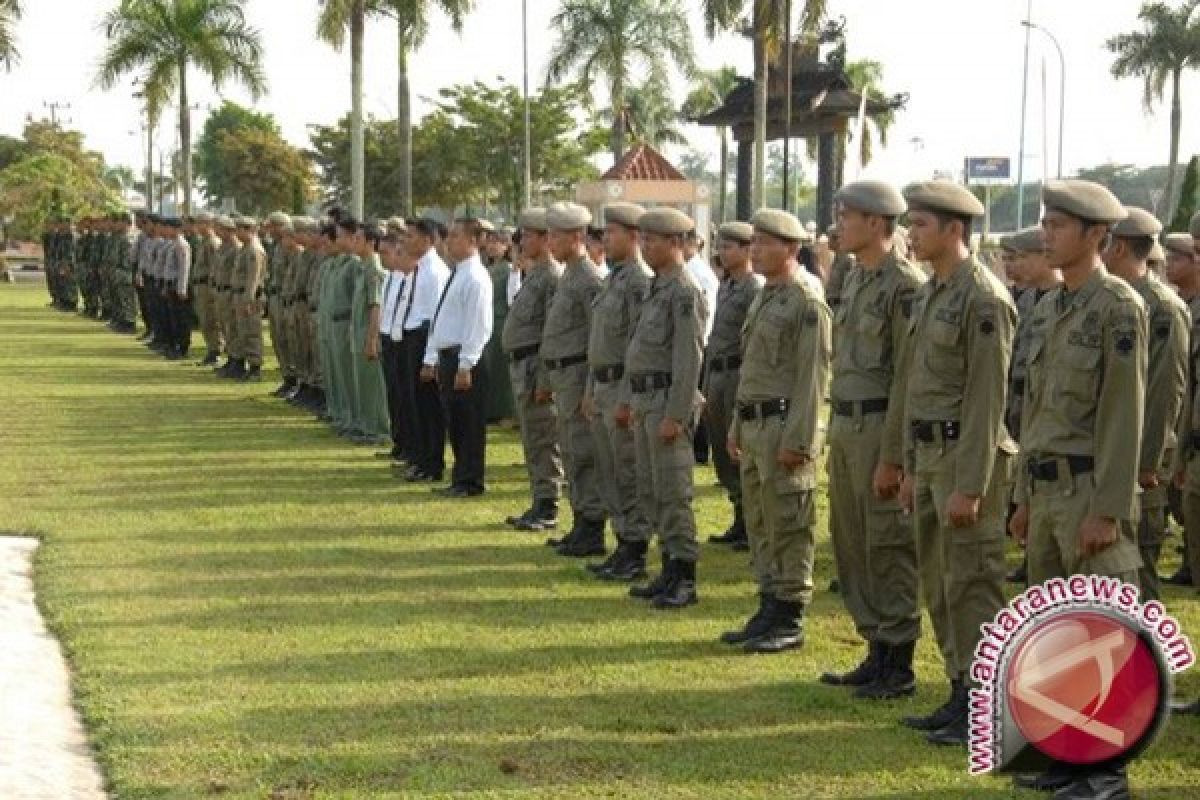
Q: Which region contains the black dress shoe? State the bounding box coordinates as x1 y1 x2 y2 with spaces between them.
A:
1052 767 1130 800
902 681 964 731
820 642 884 686
1013 763 1077 792
432 485 483 498
926 712 968 746
1163 565 1193 586
720 594 775 645
1170 697 1200 715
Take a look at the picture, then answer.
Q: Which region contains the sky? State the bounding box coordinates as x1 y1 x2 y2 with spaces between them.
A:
1 0 1197 190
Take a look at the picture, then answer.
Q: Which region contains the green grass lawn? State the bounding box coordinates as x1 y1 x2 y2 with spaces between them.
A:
1 281 1197 800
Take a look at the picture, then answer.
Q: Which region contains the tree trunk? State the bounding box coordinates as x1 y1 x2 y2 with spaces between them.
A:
610 75 626 167
752 8 767 209
718 126 729 223
350 0 366 218
397 21 413 217
179 59 191 216
1163 67 1183 224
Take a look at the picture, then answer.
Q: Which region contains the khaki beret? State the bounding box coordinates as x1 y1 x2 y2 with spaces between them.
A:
266 211 292 229
216 215 236 230
1190 211 1200 239
517 207 548 232
547 201 592 231
194 211 214 223
387 216 407 233
236 215 258 229
1149 241 1167 264
1042 180 1126 224
603 202 645 229
1112 206 1162 238
1165 232 1195 257
477 218 496 233
1001 226 1045 254
640 207 694 236
903 181 985 217
835 180 907 216
752 208 805 242
718 221 754 244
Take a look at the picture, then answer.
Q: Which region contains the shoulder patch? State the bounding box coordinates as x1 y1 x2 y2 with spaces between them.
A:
980 318 996 336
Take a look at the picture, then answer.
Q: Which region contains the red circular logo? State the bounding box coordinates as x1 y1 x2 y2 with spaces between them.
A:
1005 611 1162 765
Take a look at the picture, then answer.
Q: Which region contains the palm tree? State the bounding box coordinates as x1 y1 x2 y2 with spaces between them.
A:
1108 0 1200 222
683 65 740 222
0 0 21 72
317 0 368 217
96 0 266 216
602 78 688 152
380 1 472 217
545 0 695 166
701 1 827 208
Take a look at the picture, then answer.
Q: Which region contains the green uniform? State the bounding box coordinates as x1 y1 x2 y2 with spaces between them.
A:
625 263 707 562
828 252 924 646
324 255 355 431
703 270 763 542
587 254 653 544
111 229 137 328
826 252 855 308
284 245 311 388
232 237 266 368
502 257 564 504
350 253 390 440
265 238 292 380
485 260 517 421
541 254 606 525
214 239 241 357
732 268 830 607
905 256 1015 681
1126 271 1187 600
307 251 330 391
1007 287 1057 440
192 232 223 356
1173 295 1200 586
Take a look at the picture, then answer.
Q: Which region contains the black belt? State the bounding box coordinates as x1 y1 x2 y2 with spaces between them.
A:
739 398 789 421
630 372 672 393
1028 455 1095 482
592 364 624 383
544 353 587 371
832 398 889 417
911 419 959 443
709 355 742 372
331 310 351 322
508 344 540 363
438 346 462 360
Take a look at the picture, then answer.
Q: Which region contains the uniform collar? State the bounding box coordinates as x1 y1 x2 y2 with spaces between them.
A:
1059 265 1107 313
933 256 975 289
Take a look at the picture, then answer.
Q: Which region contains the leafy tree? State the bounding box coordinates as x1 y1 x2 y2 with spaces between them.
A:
0 134 29 173
1108 0 1200 222
600 78 688 151
0 0 21 71
683 65 741 222
0 152 122 240
193 100 279 201
96 0 267 216
214 127 314 215
545 0 694 166
1170 154 1200 231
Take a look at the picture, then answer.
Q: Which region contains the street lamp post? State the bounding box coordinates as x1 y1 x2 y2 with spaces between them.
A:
1022 19 1065 181
1016 0 1033 229
133 89 155 213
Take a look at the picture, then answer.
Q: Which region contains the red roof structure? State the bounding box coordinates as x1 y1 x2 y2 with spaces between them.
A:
600 144 686 182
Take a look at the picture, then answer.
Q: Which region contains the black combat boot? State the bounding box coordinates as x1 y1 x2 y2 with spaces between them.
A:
271 377 296 397
239 363 262 382
719 593 775 645
505 507 536 528
1163 564 1193 586
1051 766 1131 800
557 517 605 557
1012 762 1078 792
516 498 558 531
196 351 219 367
594 540 648 582
629 553 672 599
544 515 578 548
1006 556 1028 584
708 503 747 549
215 357 236 377
227 358 247 380
820 641 885 686
744 600 803 652
652 559 697 609
926 682 970 746
856 641 917 699
902 679 963 731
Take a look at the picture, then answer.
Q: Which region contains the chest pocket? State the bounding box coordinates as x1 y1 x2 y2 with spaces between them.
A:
1059 342 1103 407
639 298 672 346
923 316 963 378
595 286 629 336
545 289 583 336
852 310 888 369
754 306 793 367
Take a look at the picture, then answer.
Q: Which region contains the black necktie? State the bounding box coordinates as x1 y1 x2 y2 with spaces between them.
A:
401 262 421 330
431 264 458 331
383 272 404 335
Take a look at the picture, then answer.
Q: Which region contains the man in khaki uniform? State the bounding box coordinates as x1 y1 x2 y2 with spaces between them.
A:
1009 182 1145 798
704 222 763 553
583 203 654 581
264 212 296 396
502 208 565 532
623 208 707 608
109 212 138 334
541 202 607 556
231 216 267 382
214 216 243 376
283 218 312 403
191 212 223 365
897 181 1015 747
1104 208 1187 602
1174 213 1200 590
817 182 924 695
722 209 830 651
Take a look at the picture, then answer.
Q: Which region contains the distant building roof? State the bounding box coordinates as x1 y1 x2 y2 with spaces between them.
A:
601 143 686 182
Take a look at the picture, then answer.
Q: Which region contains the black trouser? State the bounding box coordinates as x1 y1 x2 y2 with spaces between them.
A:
145 277 164 340
380 335 409 456
136 280 150 331
168 290 193 354
404 328 444 477
438 347 487 492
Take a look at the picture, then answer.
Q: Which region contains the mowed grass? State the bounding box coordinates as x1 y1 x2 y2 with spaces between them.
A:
0 281 1197 800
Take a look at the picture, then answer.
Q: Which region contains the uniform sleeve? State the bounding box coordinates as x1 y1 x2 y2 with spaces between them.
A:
955 294 1015 495
619 276 648 406
534 277 553 395
1139 302 1189 475
666 286 705 423
782 296 832 456
1092 301 1148 520
881 278 918 466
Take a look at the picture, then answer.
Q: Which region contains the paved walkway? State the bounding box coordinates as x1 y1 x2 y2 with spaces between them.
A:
0 537 107 800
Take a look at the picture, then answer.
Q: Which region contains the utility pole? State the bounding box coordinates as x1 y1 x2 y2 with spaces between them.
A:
42 101 72 127
521 0 532 209
1016 0 1033 228
782 0 793 211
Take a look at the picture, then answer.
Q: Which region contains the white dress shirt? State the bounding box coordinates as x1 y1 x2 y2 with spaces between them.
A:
403 247 451 334
423 252 493 371
799 264 825 300
685 253 720 344
380 269 406 339
506 266 522 305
